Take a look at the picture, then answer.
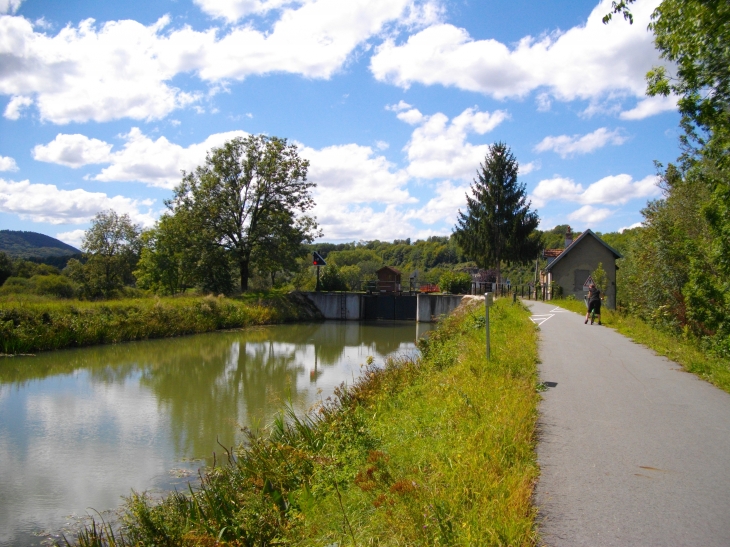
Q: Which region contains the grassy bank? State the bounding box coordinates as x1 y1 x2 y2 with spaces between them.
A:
0 292 321 354
66 297 540 546
550 299 730 394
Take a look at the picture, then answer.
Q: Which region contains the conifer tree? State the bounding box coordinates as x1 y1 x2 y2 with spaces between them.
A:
453 142 540 284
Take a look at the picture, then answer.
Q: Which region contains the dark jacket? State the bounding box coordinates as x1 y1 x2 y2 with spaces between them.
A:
588 287 601 303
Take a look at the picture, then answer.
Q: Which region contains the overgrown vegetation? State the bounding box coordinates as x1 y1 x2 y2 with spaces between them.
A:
0 292 320 354
550 299 730 394
62 297 540 546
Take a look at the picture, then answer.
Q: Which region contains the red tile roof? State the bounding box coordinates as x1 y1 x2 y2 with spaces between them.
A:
544 249 563 258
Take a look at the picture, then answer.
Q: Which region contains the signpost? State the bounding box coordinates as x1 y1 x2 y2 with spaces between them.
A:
313 251 326 291
583 275 595 292
485 292 493 362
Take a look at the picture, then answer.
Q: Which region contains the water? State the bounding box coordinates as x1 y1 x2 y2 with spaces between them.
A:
0 321 433 546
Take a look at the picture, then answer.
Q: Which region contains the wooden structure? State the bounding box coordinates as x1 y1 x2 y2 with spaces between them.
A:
376 266 402 294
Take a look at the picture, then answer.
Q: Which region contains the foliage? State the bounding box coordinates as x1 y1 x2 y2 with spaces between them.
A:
319 264 349 291
169 135 318 292
591 262 608 294
0 252 13 286
80 210 142 298
453 142 540 283
602 0 730 353
134 213 198 296
0 293 320 354
438 270 472 294
65 298 540 546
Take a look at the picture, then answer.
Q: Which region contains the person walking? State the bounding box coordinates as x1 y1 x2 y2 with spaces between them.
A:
585 282 602 325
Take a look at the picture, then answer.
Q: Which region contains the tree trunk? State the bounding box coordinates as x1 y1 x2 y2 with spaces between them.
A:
240 258 250 292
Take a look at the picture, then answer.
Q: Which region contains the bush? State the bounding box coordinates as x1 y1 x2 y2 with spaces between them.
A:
31 275 76 298
320 264 348 291
438 270 472 294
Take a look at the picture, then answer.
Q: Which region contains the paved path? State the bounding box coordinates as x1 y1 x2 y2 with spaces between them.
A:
526 300 730 547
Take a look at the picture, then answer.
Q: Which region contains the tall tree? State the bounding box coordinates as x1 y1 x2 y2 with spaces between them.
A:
605 0 730 346
134 213 198 295
169 135 317 291
453 142 540 284
82 210 141 297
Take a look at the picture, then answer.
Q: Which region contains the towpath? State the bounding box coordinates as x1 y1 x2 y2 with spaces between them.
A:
525 300 730 547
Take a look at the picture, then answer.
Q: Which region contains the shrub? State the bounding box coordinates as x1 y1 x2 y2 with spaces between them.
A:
31 275 77 298
439 271 472 294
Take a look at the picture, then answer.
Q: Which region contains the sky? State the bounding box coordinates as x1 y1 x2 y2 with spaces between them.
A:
0 0 680 248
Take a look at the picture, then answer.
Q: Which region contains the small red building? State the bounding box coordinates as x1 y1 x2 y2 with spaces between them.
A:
376 266 402 293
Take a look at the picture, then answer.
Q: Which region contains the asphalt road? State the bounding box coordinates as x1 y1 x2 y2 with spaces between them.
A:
526 300 730 547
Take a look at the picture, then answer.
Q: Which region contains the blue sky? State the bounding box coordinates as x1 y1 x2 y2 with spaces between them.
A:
0 0 679 247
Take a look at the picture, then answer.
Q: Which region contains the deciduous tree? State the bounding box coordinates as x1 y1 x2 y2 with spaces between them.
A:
81 210 141 297
169 135 317 291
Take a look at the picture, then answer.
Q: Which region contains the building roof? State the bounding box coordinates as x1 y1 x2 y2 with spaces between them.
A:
543 248 564 258
545 229 623 272
377 265 401 275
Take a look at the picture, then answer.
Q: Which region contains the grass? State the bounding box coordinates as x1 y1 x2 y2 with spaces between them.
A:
549 298 730 394
62 297 541 546
0 292 321 354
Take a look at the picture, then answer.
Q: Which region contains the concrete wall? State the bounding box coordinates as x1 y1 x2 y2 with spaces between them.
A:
549 236 618 308
304 292 362 320
417 294 465 322
303 292 465 322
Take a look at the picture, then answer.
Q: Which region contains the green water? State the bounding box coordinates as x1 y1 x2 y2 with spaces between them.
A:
0 321 433 547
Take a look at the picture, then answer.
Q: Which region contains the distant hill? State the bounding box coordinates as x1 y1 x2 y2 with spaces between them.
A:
0 230 81 260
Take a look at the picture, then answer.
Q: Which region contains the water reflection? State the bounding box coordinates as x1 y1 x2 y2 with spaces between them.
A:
0 321 432 547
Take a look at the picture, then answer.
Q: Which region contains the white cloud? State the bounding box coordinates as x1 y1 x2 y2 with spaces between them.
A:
519 160 539 175
568 205 612 224
530 173 659 208
94 128 247 188
33 134 113 168
386 100 412 112
3 95 33 120
530 176 584 208
536 92 551 112
32 128 247 188
0 0 22 14
534 127 627 158
397 108 425 125
370 0 663 106
401 106 509 180
194 0 308 21
302 142 413 207
314 203 416 241
0 156 18 171
0 0 417 124
0 178 157 225
404 179 468 226
55 229 85 248
619 95 677 120
619 221 643 232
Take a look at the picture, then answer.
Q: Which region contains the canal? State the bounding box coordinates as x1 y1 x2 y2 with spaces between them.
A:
0 320 433 546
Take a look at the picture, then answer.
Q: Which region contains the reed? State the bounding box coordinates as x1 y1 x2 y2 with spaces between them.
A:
61 297 540 546
0 292 320 354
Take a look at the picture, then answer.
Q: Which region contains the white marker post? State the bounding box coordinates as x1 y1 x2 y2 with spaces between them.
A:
485 292 493 362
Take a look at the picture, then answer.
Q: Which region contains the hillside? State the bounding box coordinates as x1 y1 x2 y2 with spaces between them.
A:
0 230 81 259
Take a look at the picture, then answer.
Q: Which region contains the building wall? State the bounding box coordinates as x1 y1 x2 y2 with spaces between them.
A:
550 236 618 308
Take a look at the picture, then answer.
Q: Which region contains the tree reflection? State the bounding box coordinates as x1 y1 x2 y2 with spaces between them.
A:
0 321 430 464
